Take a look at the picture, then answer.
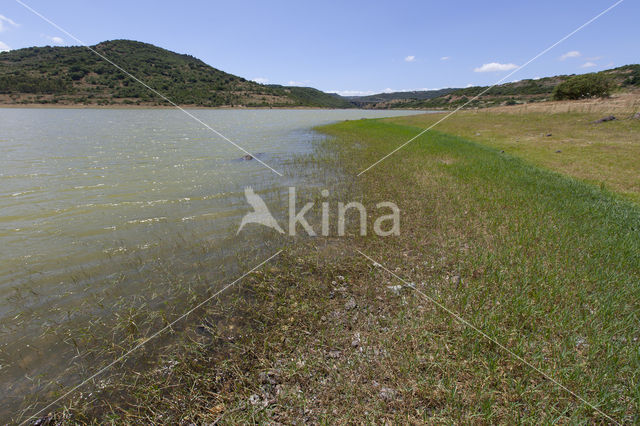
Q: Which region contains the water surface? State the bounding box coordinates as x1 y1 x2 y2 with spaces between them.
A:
0 107 423 420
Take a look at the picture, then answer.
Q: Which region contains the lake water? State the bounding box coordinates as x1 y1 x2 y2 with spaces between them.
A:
0 108 422 421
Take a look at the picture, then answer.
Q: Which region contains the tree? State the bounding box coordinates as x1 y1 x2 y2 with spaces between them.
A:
552 73 612 100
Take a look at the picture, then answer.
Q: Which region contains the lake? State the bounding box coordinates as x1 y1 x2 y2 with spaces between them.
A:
0 108 423 421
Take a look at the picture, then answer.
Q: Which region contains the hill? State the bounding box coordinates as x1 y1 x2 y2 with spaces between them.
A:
0 40 354 108
345 88 458 107
348 65 640 109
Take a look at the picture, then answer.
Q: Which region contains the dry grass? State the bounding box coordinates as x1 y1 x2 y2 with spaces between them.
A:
487 90 640 115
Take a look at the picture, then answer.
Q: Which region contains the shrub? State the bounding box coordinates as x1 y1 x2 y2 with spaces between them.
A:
552 73 612 100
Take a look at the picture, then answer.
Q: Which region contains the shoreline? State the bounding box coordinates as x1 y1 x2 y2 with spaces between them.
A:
0 103 354 110
31 110 640 424
2 92 636 113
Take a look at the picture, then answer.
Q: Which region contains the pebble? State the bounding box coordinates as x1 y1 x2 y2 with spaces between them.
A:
259 371 279 385
387 285 403 294
351 333 361 348
379 387 396 401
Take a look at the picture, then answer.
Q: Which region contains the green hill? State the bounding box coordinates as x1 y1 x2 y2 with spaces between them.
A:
345 88 458 107
348 65 640 109
0 39 354 108
2 40 636 110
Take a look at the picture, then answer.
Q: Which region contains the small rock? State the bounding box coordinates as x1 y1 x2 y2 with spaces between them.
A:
500 150 505 153
344 298 357 310
195 322 213 337
555 150 562 153
337 275 345 281
259 370 279 385
387 285 403 295
248 394 262 405
545 133 552 137
592 115 616 124
633 112 640 120
328 350 342 359
379 387 396 401
242 154 254 160
351 333 361 348
451 275 461 286
32 415 56 426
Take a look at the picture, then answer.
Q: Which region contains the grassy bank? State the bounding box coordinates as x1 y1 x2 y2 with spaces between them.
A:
388 109 640 202
33 114 640 424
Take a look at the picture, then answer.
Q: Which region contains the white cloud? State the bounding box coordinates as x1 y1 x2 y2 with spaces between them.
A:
0 15 18 32
580 62 597 68
47 36 65 45
330 90 376 97
386 87 440 93
404 55 415 62
287 80 310 86
0 41 10 52
560 50 581 60
466 83 473 88
440 56 450 61
252 77 269 84
474 62 518 72
330 87 442 97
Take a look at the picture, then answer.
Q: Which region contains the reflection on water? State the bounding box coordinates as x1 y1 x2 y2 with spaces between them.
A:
0 107 422 420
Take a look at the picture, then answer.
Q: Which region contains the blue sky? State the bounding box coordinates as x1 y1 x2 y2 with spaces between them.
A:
0 0 637 95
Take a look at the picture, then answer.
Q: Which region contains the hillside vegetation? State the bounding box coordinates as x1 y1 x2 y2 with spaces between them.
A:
1 39 637 110
352 65 640 109
0 40 354 108
346 88 457 107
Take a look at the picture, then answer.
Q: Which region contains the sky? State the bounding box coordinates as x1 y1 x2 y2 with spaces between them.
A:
0 0 637 96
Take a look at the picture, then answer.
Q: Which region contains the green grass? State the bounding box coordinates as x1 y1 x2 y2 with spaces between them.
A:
316 118 640 422
32 116 640 424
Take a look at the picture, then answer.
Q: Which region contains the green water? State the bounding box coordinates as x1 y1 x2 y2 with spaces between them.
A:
0 107 421 421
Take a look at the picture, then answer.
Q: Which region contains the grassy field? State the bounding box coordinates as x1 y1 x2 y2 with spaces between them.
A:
388 108 640 202
32 110 640 424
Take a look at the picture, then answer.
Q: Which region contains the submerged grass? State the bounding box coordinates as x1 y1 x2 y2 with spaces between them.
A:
29 113 640 424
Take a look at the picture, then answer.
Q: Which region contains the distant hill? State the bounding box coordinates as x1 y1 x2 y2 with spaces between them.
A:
345 88 458 107
265 84 355 109
347 65 640 109
0 40 354 108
